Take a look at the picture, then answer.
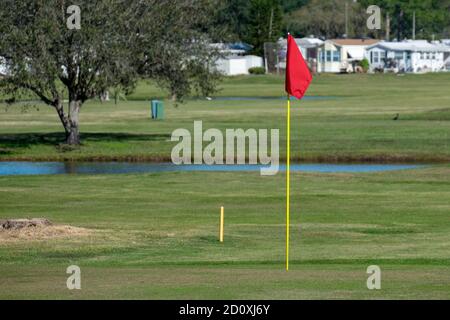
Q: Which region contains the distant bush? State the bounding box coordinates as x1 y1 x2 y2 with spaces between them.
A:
359 59 370 73
248 67 266 75
374 67 384 73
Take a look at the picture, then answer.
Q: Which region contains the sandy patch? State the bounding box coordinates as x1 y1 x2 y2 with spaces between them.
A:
0 225 92 242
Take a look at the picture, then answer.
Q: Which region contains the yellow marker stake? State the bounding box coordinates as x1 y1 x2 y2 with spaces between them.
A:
286 96 291 271
220 206 224 243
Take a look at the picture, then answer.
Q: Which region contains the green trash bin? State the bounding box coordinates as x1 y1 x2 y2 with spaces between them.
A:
156 101 164 119
151 100 164 120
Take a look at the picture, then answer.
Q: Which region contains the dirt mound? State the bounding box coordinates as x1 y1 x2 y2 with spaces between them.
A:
0 218 52 230
0 219 91 242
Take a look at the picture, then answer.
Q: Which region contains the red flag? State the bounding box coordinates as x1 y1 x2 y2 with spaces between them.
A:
285 34 312 99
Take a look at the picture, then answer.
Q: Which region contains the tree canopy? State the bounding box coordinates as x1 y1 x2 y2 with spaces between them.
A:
218 0 450 42
1 0 449 145
359 0 450 40
285 0 367 38
286 0 450 39
0 0 222 145
246 0 283 56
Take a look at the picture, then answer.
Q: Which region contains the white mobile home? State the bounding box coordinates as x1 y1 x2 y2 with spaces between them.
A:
318 39 379 73
0 57 7 77
277 37 323 72
212 42 264 76
278 37 323 61
215 55 264 76
366 41 450 73
441 40 450 70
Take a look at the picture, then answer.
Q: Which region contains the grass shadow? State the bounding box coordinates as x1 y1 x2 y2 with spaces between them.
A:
0 132 171 150
0 148 12 155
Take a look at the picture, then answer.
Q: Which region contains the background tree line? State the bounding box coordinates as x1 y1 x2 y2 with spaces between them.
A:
1 0 449 146
219 0 450 55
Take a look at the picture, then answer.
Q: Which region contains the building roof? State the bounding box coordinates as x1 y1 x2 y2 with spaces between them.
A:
228 42 253 51
224 55 247 60
279 37 323 49
222 55 262 61
297 37 324 47
330 39 380 46
210 42 253 55
368 40 450 52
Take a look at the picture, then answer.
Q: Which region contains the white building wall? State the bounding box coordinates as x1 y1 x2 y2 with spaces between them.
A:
216 58 248 76
365 48 385 71
317 42 341 73
215 58 231 75
228 59 248 75
318 41 375 73
245 55 264 70
366 45 446 73
413 52 445 72
343 45 367 60
0 57 7 76
216 55 263 76
444 54 450 71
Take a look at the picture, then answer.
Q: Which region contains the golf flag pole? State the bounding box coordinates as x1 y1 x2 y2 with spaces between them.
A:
286 94 291 271
220 206 224 243
284 33 312 271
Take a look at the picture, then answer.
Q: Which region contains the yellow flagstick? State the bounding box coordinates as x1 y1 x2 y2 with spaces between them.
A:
219 206 224 243
286 95 291 271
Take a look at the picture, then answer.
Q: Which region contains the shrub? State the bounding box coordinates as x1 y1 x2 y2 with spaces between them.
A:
248 67 266 75
359 59 370 73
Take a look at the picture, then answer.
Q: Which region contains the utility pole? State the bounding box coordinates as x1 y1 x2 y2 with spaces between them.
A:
397 8 404 41
345 1 349 38
386 12 391 41
413 11 416 40
269 7 274 40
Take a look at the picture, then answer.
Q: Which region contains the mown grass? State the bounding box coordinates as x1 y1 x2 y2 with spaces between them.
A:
0 73 449 299
0 165 449 299
1 73 450 162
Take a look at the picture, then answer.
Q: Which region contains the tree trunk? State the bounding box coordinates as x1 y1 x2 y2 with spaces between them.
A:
55 101 70 137
54 100 82 145
66 100 81 145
